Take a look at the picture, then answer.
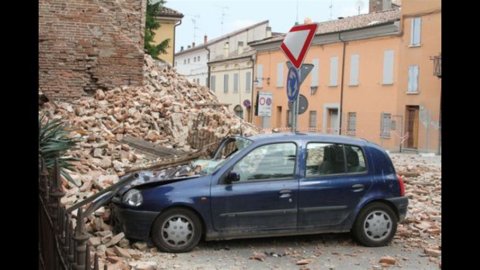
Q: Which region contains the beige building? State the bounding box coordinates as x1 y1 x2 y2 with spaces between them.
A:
153 6 183 65
248 0 441 153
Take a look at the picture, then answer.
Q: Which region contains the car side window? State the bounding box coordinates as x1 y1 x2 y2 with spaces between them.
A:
232 143 296 182
306 143 346 177
345 145 367 173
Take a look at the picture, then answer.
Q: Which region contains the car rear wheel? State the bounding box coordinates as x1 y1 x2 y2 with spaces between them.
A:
151 208 202 253
352 202 397 247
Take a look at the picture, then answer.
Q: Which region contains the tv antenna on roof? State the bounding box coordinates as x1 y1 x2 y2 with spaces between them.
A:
356 0 364 15
216 5 229 34
329 0 333 20
186 14 200 44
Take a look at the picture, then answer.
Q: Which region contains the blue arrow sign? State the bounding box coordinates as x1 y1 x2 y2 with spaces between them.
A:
287 67 299 102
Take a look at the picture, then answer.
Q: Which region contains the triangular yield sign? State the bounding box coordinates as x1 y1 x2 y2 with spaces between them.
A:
280 24 318 69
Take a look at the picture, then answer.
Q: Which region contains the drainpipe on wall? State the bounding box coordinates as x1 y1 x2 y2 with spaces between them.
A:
206 47 211 88
249 54 255 123
338 32 347 135
173 20 182 66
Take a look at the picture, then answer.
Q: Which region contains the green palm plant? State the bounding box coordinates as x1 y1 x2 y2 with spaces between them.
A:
39 114 79 185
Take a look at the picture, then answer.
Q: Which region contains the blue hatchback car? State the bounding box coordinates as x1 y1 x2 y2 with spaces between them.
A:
111 133 408 253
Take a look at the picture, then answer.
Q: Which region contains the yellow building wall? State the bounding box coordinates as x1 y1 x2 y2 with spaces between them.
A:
397 0 441 153
153 20 176 64
253 36 401 151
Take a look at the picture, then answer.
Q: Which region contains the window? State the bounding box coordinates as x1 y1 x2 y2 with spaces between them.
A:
245 71 251 93
345 145 367 173
408 65 419 93
311 58 319 87
330 57 338 86
287 110 292 127
306 143 345 177
410 17 422 46
347 112 356 136
197 56 201 61
309 111 317 129
256 64 263 87
188 58 190 64
193 57 196 62
205 78 209 86
175 61 177 66
210 75 216 91
383 50 394 85
381 113 392 138
233 73 239 93
224 74 229 93
349 54 359 86
183 59 186 64
232 143 297 182
277 63 284 87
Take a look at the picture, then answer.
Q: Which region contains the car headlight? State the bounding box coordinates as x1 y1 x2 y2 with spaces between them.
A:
122 189 143 207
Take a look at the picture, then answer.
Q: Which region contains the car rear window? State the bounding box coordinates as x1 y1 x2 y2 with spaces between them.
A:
306 143 367 177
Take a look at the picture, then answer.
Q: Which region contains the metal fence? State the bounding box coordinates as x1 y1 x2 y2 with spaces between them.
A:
39 157 106 270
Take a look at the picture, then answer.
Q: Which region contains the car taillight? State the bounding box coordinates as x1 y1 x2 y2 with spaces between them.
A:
397 174 405 196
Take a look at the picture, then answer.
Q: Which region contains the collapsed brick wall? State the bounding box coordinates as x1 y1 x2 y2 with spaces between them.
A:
39 0 147 100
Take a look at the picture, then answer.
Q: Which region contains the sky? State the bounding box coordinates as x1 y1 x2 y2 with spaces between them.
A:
163 0 369 53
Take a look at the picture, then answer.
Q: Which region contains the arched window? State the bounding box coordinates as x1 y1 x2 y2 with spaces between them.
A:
234 105 243 119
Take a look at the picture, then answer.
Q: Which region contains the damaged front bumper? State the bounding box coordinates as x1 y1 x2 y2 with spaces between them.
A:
111 204 158 241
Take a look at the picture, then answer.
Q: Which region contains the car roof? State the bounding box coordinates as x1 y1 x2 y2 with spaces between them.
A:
243 132 370 146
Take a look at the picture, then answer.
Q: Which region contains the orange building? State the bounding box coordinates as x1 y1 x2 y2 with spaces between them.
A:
249 0 441 153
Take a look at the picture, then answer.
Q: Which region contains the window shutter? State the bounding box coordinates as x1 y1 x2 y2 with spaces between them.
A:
224 74 229 93
330 57 338 86
411 17 422 46
245 71 251 92
234 73 239 93
350 54 359 86
383 50 394 84
277 63 284 87
210 75 216 91
257 64 263 87
311 58 319 87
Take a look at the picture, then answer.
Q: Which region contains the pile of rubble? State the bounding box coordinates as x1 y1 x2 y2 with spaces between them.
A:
40 55 260 269
40 54 259 199
391 153 442 264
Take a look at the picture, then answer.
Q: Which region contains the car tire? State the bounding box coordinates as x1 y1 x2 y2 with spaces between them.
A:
352 202 397 247
151 208 202 253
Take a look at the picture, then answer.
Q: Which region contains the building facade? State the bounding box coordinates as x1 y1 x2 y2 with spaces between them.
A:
175 21 271 89
153 6 183 65
249 0 441 153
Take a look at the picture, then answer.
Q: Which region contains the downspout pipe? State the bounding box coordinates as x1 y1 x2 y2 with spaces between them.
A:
206 47 211 88
173 19 182 66
338 32 347 135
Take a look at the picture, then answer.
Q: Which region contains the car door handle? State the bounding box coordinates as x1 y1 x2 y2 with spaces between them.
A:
279 189 292 198
351 184 365 192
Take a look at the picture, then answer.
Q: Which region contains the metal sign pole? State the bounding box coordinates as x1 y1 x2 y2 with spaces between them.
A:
293 67 301 132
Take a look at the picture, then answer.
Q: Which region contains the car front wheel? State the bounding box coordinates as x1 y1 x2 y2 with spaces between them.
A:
352 202 397 247
151 208 202 253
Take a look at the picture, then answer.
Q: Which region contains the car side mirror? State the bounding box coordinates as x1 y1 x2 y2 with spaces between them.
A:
224 171 240 184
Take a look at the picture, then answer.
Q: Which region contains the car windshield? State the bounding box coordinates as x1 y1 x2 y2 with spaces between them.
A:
194 137 253 175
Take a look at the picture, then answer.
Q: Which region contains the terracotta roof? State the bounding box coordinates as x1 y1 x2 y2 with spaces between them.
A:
156 6 184 18
249 9 400 46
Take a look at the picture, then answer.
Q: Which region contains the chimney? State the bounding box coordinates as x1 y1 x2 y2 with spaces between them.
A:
369 0 392 13
224 42 229 58
187 45 191 49
266 26 272 38
192 42 195 47
338 16 344 20
238 41 244 55
180 46 184 51
204 35 208 44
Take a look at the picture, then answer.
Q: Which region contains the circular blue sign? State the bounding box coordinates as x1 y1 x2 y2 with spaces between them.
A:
287 67 299 102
